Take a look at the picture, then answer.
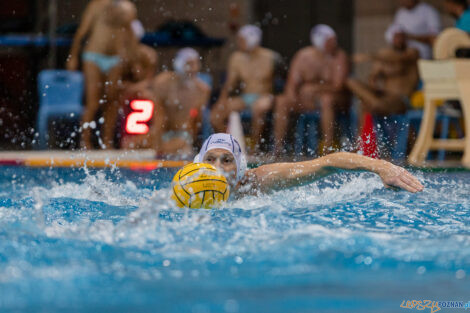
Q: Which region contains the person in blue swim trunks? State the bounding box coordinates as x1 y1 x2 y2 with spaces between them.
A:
122 48 210 157
211 25 282 152
66 0 139 149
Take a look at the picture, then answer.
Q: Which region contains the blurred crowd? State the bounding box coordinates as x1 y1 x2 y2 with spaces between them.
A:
65 0 470 157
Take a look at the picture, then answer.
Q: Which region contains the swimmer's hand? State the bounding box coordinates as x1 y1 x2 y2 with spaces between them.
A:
375 161 424 193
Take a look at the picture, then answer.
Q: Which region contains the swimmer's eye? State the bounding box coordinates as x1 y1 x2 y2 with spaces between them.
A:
204 156 214 163
223 157 234 164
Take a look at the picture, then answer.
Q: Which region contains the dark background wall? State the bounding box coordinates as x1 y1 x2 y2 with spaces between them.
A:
255 0 353 62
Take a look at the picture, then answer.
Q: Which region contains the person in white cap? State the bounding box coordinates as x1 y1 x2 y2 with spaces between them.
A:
393 0 441 59
347 23 419 131
194 133 423 195
273 24 350 156
211 25 282 153
121 48 210 156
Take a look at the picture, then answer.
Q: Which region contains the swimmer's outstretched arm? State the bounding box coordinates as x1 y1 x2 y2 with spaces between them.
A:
248 152 424 193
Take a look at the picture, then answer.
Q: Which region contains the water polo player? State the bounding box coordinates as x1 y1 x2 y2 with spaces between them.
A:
194 133 424 197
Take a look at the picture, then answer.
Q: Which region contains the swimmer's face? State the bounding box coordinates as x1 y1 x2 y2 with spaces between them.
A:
184 58 201 76
324 36 338 54
203 149 237 185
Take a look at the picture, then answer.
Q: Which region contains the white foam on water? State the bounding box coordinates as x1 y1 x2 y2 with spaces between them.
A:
2 169 469 285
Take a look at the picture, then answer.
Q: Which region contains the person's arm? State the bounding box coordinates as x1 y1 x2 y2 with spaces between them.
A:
369 60 384 87
371 49 419 63
149 76 167 154
405 34 436 45
191 82 211 142
283 51 304 100
66 1 98 70
248 152 424 193
217 54 240 103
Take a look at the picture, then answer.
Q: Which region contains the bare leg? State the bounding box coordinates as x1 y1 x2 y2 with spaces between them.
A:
251 95 273 151
210 97 245 133
347 78 382 137
81 61 104 149
347 78 381 108
319 93 335 151
273 95 295 154
102 64 124 149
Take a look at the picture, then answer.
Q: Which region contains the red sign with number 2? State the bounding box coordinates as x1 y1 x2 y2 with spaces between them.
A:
125 100 154 134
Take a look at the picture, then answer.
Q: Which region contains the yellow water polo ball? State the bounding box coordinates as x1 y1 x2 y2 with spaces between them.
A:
171 163 230 209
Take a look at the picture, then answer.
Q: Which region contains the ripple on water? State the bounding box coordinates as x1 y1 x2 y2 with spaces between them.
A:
0 168 469 311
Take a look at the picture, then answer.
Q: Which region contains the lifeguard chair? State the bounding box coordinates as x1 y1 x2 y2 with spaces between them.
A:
408 59 470 168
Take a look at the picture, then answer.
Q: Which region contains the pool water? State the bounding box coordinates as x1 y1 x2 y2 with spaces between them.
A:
0 166 469 312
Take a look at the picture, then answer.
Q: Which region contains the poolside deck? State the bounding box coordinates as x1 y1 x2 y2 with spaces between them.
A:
0 150 188 169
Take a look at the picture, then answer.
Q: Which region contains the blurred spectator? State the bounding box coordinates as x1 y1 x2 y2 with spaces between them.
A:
122 48 210 156
120 20 158 100
393 0 441 59
127 20 158 87
273 25 350 155
210 25 281 152
444 0 470 32
347 24 419 129
66 0 138 149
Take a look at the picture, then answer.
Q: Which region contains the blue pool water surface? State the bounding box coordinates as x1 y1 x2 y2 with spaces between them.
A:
0 166 469 313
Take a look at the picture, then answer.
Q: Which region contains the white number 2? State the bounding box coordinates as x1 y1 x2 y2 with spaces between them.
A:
125 100 154 134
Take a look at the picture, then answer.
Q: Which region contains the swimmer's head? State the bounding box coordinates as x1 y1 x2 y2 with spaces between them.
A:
131 20 145 41
194 133 247 186
385 23 407 50
310 24 337 54
173 47 201 76
237 25 262 52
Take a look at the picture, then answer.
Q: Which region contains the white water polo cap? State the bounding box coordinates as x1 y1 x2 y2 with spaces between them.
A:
310 24 336 51
238 25 262 50
385 23 406 45
194 133 247 182
173 47 200 74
